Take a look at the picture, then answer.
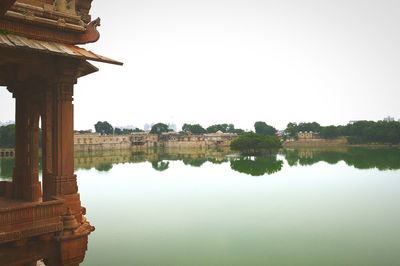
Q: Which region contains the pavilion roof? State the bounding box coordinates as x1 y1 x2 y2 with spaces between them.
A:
0 33 122 65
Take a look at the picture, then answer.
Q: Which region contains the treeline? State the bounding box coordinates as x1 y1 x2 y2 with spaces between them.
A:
230 121 281 154
182 123 245 134
284 121 400 144
0 124 15 148
94 121 144 135
282 148 400 170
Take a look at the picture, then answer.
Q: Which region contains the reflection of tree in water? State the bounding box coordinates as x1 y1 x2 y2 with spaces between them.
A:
74 148 233 172
151 160 170 171
282 148 400 170
0 159 14 180
230 155 283 176
182 158 207 167
95 163 113 172
208 158 228 165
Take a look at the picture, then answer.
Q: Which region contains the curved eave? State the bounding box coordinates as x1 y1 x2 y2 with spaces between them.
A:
0 33 123 66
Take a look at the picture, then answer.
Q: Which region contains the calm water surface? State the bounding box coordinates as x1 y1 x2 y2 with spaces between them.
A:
1 147 400 266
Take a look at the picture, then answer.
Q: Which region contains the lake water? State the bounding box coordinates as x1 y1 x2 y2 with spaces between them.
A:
1 147 400 266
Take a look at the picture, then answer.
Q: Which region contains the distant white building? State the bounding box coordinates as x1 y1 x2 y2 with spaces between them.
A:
144 123 153 131
383 116 395 122
0 120 14 126
168 123 177 132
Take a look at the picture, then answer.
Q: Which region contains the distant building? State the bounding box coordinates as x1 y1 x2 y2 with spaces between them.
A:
0 120 14 126
144 123 153 131
383 116 395 122
74 131 238 151
130 132 158 147
118 125 139 130
168 123 177 132
297 131 317 140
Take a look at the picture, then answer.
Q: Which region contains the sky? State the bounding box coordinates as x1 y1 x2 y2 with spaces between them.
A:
1 0 400 131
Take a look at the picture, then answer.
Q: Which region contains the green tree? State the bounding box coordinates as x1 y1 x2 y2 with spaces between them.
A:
95 163 113 172
182 123 206 134
230 133 282 154
298 122 321 133
114 127 144 135
284 122 298 139
94 121 114 135
151 160 170 171
230 156 283 176
206 123 237 133
0 124 15 148
320 125 340 139
150 123 171 135
254 121 277 136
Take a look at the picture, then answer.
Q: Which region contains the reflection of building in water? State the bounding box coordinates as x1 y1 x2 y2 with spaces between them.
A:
0 148 14 158
131 132 158 147
75 131 238 151
298 149 315 159
0 0 121 264
74 147 232 171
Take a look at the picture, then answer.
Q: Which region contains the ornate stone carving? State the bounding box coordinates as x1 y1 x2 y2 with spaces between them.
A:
78 17 101 44
76 0 93 23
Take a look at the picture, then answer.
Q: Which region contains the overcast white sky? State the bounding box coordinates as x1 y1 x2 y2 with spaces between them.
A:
1 0 400 130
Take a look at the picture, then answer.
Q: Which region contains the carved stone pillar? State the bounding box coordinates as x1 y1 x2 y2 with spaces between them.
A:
48 80 77 197
42 61 83 222
12 89 41 202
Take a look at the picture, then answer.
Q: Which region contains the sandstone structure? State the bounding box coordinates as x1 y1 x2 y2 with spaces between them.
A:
74 131 238 151
0 0 121 265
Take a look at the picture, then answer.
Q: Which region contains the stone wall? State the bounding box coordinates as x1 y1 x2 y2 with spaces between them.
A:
74 132 238 151
283 137 348 148
74 134 132 152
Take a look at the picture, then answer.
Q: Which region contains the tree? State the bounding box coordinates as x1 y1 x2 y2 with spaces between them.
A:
114 128 123 135
284 122 298 139
230 156 283 176
298 122 321 133
182 123 206 134
150 123 171 135
254 121 277 136
230 132 282 154
94 121 114 135
320 125 340 139
206 123 236 133
115 127 144 135
151 160 170 171
0 124 15 148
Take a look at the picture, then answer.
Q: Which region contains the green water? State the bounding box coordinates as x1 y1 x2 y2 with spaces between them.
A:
1 147 400 266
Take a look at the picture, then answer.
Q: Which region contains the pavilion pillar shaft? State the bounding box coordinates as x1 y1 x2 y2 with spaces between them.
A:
50 81 77 197
41 63 83 221
13 91 41 202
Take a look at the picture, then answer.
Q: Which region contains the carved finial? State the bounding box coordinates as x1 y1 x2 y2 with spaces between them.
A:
77 17 101 44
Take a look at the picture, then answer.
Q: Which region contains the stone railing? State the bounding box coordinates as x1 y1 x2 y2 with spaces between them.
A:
0 197 64 244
